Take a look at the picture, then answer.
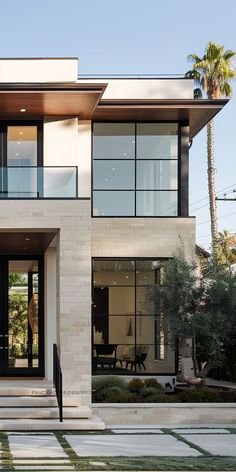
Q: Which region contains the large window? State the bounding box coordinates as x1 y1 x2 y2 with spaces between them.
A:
93 122 179 216
92 258 176 375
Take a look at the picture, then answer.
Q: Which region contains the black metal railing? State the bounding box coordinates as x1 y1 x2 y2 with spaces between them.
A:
53 344 63 422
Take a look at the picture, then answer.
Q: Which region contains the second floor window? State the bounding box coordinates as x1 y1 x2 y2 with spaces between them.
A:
93 122 178 216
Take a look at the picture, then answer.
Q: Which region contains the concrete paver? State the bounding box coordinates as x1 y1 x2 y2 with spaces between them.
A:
65 434 202 457
181 434 236 456
9 434 67 458
172 428 230 434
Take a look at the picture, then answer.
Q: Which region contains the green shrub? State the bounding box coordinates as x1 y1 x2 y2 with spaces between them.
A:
92 376 127 402
220 390 236 402
144 378 164 391
103 387 130 403
128 378 145 392
142 393 180 403
178 387 222 403
140 386 160 398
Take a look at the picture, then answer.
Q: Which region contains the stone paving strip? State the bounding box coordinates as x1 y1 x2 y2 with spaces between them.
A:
180 434 236 456
65 434 202 457
172 428 231 434
8 433 74 470
9 434 68 458
112 429 163 433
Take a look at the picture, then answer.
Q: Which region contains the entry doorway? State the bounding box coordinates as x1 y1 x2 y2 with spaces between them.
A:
0 256 44 376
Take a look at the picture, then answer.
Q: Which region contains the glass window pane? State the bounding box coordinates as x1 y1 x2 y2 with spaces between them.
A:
136 287 156 315
137 123 178 159
93 191 135 216
7 126 38 167
93 123 135 159
137 161 178 190
136 260 162 285
136 191 178 216
8 260 39 369
94 260 135 286
93 160 135 189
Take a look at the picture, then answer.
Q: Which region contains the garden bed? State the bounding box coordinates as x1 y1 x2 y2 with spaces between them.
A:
92 376 236 403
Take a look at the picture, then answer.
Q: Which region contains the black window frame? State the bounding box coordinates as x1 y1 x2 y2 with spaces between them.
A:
92 120 189 218
0 120 43 168
92 256 177 376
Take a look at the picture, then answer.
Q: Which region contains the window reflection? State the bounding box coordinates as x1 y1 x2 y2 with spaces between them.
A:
136 123 178 160
93 191 135 216
93 123 135 159
92 259 175 375
93 122 179 216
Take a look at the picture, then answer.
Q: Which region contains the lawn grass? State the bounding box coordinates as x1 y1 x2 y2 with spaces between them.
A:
1 429 235 471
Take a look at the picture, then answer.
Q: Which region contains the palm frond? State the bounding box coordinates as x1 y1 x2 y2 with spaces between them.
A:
187 53 202 63
220 82 232 97
224 50 236 61
193 88 203 99
186 41 236 99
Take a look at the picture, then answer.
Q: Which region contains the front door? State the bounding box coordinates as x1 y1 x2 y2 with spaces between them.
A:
0 256 44 376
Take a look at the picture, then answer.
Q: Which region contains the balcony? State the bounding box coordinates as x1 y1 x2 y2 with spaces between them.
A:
0 166 78 199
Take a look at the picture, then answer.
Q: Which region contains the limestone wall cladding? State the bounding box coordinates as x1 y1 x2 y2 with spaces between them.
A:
92 217 196 258
93 403 236 425
0 200 91 406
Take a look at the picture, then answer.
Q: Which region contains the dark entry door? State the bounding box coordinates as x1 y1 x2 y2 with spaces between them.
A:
0 256 44 376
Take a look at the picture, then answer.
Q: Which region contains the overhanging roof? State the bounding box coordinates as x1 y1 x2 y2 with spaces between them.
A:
92 99 228 139
0 82 107 119
0 82 228 136
0 229 57 254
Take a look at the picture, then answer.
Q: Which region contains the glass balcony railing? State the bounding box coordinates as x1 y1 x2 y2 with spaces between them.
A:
0 166 78 198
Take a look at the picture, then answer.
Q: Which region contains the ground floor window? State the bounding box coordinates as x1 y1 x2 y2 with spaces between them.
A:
92 258 176 375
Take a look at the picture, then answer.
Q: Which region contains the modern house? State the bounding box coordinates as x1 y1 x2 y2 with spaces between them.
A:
0 57 227 429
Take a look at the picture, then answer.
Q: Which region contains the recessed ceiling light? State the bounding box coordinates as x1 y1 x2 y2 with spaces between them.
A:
23 247 27 250
20 108 26 112
15 153 19 156
112 168 116 171
25 238 30 241
19 131 23 135
125 275 129 279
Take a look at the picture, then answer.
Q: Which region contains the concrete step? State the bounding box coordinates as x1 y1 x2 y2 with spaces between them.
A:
0 415 105 430
0 396 79 407
0 406 92 419
0 387 55 396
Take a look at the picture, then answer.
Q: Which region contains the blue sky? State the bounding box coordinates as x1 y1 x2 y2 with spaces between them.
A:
0 0 235 249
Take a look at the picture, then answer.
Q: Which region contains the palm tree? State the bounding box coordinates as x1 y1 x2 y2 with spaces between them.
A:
186 42 235 249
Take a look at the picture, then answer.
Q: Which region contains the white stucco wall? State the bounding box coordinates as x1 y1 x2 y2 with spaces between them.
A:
79 78 194 100
0 58 78 82
43 119 91 198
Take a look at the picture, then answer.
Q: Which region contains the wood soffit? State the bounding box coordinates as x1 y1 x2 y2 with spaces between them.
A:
92 99 229 139
0 82 228 138
0 83 107 119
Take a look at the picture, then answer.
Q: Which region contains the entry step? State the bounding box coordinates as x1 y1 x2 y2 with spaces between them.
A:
0 396 79 407
0 406 92 419
0 415 104 430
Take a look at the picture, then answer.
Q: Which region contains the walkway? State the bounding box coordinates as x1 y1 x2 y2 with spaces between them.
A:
0 426 235 470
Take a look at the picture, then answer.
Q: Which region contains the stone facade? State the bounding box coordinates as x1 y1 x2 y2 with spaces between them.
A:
0 199 91 406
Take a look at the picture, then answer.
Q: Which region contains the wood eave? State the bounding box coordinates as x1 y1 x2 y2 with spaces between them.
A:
92 99 229 139
0 83 107 119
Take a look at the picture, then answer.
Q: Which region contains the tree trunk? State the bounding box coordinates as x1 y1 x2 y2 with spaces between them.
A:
207 119 218 248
